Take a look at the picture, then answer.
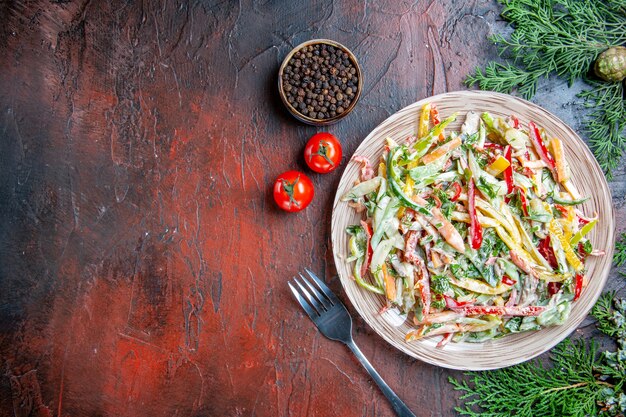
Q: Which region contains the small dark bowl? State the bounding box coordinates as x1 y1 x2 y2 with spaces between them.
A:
278 39 363 126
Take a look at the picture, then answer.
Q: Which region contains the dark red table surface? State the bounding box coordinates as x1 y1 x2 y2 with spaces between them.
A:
1 1 624 416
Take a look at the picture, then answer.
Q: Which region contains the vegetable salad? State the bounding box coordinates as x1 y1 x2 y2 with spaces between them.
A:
341 103 602 346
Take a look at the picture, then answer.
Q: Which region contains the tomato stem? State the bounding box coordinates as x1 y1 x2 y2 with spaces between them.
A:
312 140 335 167
281 175 301 208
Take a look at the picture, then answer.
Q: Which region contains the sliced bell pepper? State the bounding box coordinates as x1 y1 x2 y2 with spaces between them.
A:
485 154 511 176
573 273 583 301
501 275 517 286
548 282 562 296
515 186 529 217
413 113 458 159
528 121 558 180
444 295 474 308
510 114 520 129
430 105 441 125
421 136 462 165
548 219 584 272
468 177 483 250
418 103 431 139
387 147 430 216
548 138 568 183
570 218 597 246
553 204 569 217
451 305 546 316
449 275 510 295
449 182 462 201
430 105 445 142
483 143 504 150
503 146 514 195
381 263 396 301
431 193 442 208
577 242 590 259
538 236 559 269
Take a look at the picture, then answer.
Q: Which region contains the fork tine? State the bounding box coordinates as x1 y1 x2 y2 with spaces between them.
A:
288 281 319 320
295 275 330 312
304 268 340 304
298 273 333 309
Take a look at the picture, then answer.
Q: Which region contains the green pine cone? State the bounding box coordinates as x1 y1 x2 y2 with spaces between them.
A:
594 46 626 82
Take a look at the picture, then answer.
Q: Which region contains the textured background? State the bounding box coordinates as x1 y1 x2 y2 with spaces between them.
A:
0 1 624 416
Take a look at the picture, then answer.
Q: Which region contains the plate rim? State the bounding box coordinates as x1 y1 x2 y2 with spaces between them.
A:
331 90 615 370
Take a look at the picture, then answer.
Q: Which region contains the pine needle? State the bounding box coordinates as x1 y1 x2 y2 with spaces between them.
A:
591 291 618 336
578 82 626 180
613 233 626 267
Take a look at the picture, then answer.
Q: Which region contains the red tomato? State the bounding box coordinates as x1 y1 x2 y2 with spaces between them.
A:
273 171 314 212
304 132 342 174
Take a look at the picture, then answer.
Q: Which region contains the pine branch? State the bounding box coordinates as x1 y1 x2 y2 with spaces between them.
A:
465 62 542 100
449 339 603 417
613 233 626 267
465 0 626 177
592 291 619 337
578 82 626 180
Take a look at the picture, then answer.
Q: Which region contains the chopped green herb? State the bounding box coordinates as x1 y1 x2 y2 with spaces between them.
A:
431 274 451 294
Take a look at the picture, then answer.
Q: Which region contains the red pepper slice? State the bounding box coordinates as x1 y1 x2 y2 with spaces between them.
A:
522 166 534 178
468 178 483 250
516 186 529 217
548 282 562 296
449 182 462 202
577 242 589 260
554 204 568 217
511 115 520 129
501 275 517 286
538 236 558 269
574 274 583 301
444 295 474 308
578 216 590 226
483 143 504 150
432 193 442 208
452 305 546 316
528 121 558 180
503 146 514 202
430 106 441 125
430 105 445 142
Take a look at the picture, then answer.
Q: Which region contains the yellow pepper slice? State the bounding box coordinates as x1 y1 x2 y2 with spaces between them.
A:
548 138 568 183
397 175 414 218
378 161 387 178
485 155 511 176
494 226 535 267
382 263 396 301
548 219 584 272
418 103 432 139
449 275 510 295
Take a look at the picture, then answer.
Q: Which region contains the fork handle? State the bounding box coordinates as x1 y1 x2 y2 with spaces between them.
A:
346 341 417 417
